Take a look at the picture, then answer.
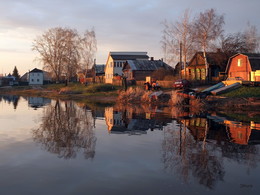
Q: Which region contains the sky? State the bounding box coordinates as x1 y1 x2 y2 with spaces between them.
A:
0 0 260 75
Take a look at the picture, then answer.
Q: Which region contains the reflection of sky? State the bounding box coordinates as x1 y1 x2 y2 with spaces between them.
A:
0 98 43 143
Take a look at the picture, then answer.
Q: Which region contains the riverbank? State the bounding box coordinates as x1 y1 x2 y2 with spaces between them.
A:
0 84 259 111
0 84 118 104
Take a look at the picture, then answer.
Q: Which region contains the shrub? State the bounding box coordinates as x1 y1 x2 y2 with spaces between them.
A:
169 91 185 106
118 87 151 103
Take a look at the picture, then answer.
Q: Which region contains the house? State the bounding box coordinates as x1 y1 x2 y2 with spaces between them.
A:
186 51 230 82
122 59 174 81
92 64 105 83
105 52 149 83
0 74 18 86
28 68 51 85
225 53 260 81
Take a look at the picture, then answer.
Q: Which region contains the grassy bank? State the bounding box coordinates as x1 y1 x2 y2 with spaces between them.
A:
220 86 260 97
0 83 120 104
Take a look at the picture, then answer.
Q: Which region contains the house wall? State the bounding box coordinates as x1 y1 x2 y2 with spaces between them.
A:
251 70 260 81
133 70 154 81
105 56 125 83
29 72 44 85
188 54 207 81
227 55 251 81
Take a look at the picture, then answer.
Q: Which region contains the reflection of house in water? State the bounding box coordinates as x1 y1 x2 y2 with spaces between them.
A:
183 114 260 145
104 107 170 135
225 120 260 145
28 97 51 109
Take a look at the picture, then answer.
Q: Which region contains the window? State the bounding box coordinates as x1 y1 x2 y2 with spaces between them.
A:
114 62 116 67
238 59 241 67
37 79 39 82
31 79 34 82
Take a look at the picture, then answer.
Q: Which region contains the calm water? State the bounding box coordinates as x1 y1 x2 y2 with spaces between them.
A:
0 95 260 195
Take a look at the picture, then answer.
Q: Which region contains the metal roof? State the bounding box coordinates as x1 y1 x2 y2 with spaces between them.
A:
125 60 173 71
111 55 149 60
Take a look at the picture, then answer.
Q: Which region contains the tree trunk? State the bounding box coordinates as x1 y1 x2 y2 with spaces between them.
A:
202 46 209 83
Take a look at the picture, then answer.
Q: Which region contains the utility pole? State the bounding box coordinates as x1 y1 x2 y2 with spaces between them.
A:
180 42 182 79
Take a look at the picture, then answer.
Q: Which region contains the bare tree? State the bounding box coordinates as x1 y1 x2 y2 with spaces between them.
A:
219 23 260 55
79 29 97 71
193 9 224 81
243 22 260 53
33 27 97 82
162 9 195 76
219 33 247 55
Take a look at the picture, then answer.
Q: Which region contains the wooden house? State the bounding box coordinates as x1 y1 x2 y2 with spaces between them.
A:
225 53 260 81
105 52 149 83
122 59 173 81
186 52 230 82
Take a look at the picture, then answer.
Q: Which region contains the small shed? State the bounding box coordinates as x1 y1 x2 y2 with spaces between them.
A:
225 53 260 81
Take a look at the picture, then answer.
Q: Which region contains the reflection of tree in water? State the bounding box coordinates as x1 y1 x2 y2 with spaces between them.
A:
0 95 20 109
162 121 224 189
33 100 96 160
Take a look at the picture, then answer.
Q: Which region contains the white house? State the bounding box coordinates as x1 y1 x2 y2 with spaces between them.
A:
29 68 44 85
28 68 51 85
105 52 149 83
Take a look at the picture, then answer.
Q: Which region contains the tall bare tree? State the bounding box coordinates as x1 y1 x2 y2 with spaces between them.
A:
80 29 97 71
162 9 194 77
193 9 224 81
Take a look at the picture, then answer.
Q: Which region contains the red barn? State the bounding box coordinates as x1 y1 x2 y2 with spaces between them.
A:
226 53 260 81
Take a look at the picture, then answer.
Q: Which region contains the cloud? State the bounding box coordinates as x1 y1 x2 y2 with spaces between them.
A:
0 0 260 71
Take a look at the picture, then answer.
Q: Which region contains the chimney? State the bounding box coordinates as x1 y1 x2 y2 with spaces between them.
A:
150 57 154 61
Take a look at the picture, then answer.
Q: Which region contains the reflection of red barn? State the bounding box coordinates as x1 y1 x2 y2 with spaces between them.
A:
226 53 260 81
227 122 251 145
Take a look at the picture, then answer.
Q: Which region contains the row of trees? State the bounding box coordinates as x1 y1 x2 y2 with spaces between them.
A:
161 8 260 79
32 27 97 82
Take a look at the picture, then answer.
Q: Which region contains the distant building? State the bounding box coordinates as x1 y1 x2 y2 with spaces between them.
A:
105 52 149 83
225 53 260 81
92 64 105 83
0 74 18 86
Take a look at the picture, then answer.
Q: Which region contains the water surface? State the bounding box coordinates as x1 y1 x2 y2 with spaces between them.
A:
0 95 259 195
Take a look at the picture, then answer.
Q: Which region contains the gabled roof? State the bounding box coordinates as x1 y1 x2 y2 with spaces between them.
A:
188 52 230 71
29 68 43 73
227 53 260 71
123 60 173 71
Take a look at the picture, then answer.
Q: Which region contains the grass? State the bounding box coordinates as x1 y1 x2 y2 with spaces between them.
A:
220 86 260 97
